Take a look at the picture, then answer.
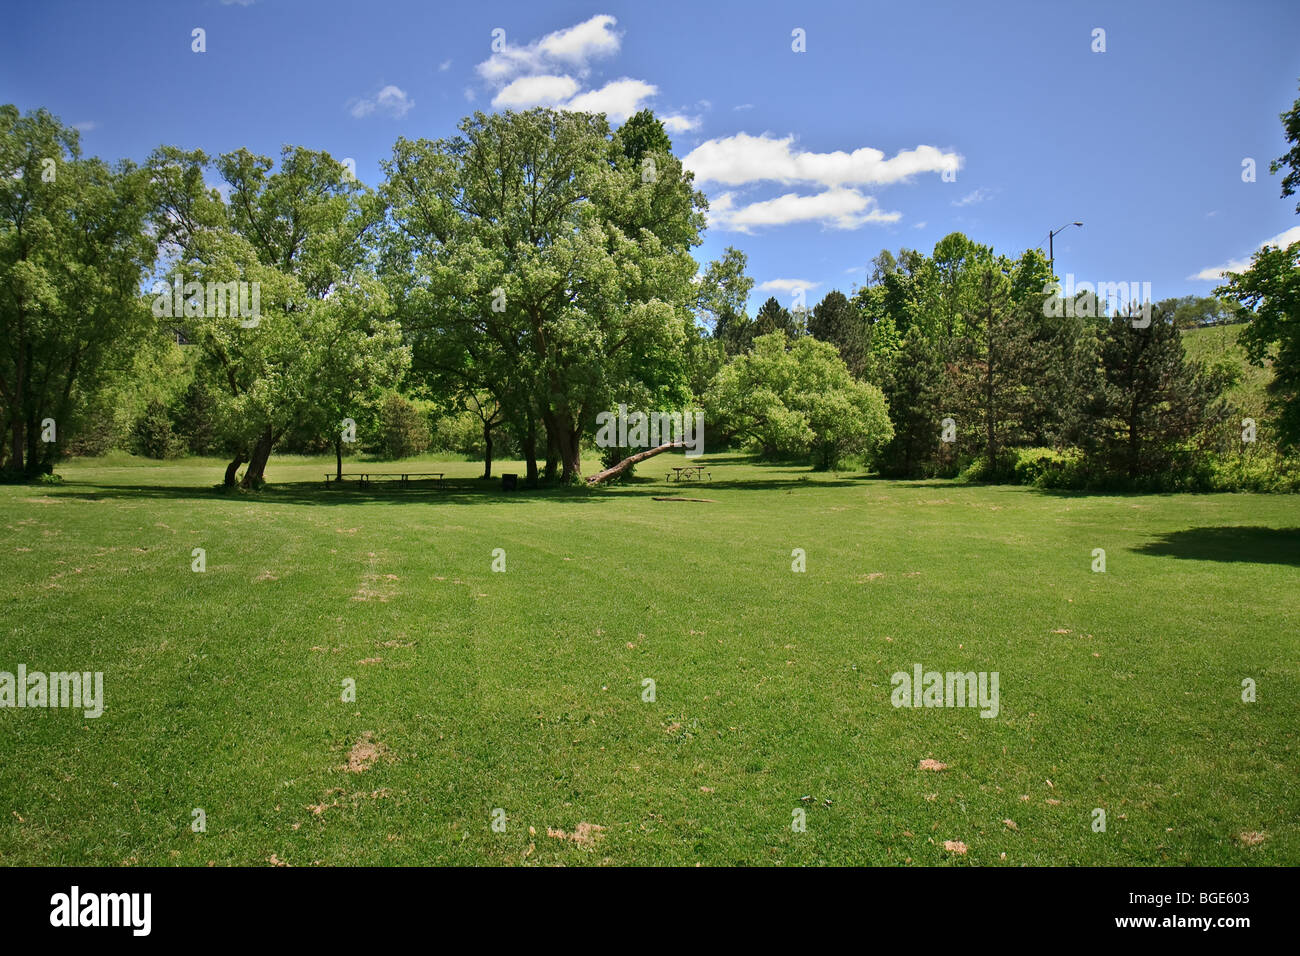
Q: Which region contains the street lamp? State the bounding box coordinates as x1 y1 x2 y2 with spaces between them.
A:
1048 221 1083 275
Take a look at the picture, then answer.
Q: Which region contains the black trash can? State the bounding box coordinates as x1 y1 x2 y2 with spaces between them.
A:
501 473 518 491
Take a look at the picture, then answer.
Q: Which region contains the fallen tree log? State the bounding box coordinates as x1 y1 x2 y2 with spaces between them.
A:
586 441 687 485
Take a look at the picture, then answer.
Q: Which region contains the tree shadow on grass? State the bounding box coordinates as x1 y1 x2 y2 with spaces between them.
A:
38 479 597 508
1132 526 1300 567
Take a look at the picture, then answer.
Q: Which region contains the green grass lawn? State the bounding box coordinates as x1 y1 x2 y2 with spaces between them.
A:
1 452 1296 866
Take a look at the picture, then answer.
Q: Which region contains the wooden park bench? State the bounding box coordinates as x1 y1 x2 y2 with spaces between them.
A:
397 472 446 488
666 464 711 483
324 472 445 489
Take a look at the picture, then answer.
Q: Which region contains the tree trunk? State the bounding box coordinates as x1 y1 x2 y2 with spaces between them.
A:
241 426 274 488
10 339 24 473
223 453 247 488
25 408 41 478
543 416 559 481
586 441 686 485
523 420 539 486
555 424 582 483
482 422 493 480
335 438 343 480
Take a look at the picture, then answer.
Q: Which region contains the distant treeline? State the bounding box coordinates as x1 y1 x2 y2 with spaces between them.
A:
3 101 1298 492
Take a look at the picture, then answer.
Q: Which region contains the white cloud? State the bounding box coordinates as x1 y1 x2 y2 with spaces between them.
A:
439 59 452 72
913 221 927 229
72 121 99 132
733 103 754 111
564 78 656 122
952 187 992 207
1190 224 1300 280
493 74 581 110
350 85 414 119
683 132 961 187
538 14 621 64
477 14 620 84
758 278 819 293
709 187 901 233
661 113 700 134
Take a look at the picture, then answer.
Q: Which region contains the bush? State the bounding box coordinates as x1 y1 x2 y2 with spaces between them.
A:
369 393 431 460
168 380 219 456
1206 451 1300 493
1013 447 1085 489
432 408 485 458
130 400 180 459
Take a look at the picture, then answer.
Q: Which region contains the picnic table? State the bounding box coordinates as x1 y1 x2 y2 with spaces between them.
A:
667 464 711 483
324 472 445 489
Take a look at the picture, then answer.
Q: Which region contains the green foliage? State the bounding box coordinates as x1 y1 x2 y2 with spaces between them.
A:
147 142 407 486
432 406 488 458
1080 310 1233 481
369 392 431 460
707 332 893 470
130 399 180 459
753 296 799 338
1011 446 1085 489
0 104 158 476
381 108 704 482
1270 79 1300 213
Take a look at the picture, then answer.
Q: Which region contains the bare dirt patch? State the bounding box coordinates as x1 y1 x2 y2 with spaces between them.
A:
546 822 606 848
353 554 398 602
346 732 387 773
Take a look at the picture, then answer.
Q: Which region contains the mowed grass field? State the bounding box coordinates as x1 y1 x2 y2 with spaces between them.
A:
1 453 1296 866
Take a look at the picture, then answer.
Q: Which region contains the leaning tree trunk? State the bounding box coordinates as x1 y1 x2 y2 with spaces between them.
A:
223 453 247 488
586 442 686 485
241 426 274 488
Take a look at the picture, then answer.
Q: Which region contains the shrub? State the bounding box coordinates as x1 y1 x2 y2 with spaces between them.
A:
370 393 431 460
1013 447 1085 489
130 400 180 459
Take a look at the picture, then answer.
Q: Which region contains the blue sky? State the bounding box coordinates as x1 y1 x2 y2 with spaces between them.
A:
3 0 1298 313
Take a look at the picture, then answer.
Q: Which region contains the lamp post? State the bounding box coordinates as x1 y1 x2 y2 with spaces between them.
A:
1048 221 1083 275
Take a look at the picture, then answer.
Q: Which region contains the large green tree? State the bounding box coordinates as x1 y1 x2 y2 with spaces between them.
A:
706 332 893 470
1082 307 1232 480
0 105 158 477
381 109 705 482
148 144 405 487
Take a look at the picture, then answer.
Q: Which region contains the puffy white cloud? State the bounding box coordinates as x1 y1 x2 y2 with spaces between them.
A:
1190 224 1300 280
662 114 701 134
350 85 414 119
684 132 961 187
538 14 621 64
564 78 656 121
492 74 581 110
478 14 620 84
709 187 901 233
